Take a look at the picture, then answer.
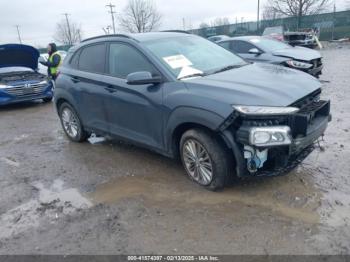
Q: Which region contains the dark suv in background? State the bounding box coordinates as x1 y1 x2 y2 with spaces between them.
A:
54 32 331 190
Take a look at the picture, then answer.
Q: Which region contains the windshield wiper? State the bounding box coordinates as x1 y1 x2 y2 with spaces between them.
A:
178 73 206 80
211 64 246 75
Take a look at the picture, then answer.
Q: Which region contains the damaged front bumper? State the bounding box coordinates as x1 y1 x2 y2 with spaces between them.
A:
225 100 331 178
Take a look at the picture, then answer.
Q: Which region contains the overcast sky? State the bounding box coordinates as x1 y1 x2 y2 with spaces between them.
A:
0 0 348 47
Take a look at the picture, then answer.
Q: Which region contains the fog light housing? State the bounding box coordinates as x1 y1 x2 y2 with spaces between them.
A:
250 126 292 147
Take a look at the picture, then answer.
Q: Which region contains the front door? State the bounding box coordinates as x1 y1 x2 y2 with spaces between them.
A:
102 42 164 150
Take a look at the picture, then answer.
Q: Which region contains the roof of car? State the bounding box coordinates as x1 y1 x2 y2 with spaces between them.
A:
218 36 262 42
82 32 193 44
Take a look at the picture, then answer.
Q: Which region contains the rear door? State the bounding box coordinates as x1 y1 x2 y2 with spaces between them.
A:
73 43 110 133
102 42 164 150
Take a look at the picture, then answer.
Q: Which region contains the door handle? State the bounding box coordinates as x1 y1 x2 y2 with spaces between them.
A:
71 76 80 83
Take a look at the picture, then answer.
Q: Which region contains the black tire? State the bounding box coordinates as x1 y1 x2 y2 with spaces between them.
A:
180 128 232 191
43 97 53 103
58 102 87 142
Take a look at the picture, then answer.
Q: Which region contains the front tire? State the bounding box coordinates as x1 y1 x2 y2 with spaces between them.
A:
180 129 231 191
58 102 87 142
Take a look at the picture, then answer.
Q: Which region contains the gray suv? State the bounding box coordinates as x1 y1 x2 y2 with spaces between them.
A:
54 32 331 190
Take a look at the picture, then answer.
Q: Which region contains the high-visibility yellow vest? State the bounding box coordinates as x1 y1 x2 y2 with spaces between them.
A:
49 51 62 76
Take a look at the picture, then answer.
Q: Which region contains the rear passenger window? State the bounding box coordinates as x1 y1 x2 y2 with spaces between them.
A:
78 44 106 73
231 41 256 54
108 43 157 79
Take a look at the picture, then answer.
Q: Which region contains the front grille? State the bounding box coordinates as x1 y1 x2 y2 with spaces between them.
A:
4 83 48 97
291 100 330 137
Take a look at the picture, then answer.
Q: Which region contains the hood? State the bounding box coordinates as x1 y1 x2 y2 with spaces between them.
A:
0 44 40 71
185 63 321 107
272 46 321 61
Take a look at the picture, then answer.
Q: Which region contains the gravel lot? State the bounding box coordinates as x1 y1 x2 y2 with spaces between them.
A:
0 44 349 255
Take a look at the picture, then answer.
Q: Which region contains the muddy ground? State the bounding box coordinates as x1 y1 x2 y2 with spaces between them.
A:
0 45 349 255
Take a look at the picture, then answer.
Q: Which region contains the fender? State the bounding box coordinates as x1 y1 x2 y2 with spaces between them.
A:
165 106 225 155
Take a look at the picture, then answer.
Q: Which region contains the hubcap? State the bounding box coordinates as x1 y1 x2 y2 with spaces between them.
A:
61 108 79 138
182 139 213 186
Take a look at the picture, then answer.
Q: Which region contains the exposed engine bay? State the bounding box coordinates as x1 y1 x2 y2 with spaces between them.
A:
0 70 46 85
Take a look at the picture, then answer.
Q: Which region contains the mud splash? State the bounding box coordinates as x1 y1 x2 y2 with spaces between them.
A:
90 168 321 224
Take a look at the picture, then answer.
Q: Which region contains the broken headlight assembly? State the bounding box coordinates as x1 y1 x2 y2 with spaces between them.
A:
286 60 313 69
249 126 292 147
233 105 299 115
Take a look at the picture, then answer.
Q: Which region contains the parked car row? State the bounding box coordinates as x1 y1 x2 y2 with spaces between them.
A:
53 32 331 190
217 36 323 78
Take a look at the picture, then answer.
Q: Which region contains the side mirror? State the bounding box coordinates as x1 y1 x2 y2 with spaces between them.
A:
126 71 162 85
248 48 262 55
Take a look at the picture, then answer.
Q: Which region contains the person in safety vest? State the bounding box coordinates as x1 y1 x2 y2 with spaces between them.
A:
40 43 62 80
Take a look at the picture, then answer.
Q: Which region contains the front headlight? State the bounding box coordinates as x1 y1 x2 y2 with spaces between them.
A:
0 84 8 89
250 126 292 147
233 105 299 115
286 60 313 69
38 80 49 85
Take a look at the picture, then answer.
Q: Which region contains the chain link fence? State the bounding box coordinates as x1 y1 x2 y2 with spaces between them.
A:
190 10 350 41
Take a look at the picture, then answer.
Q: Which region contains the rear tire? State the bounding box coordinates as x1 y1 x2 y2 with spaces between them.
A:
58 102 87 142
180 128 232 191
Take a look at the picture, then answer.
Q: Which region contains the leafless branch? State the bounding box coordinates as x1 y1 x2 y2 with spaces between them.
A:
54 19 82 45
119 0 162 33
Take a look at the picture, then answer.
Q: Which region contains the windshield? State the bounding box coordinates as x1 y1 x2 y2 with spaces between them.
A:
144 35 246 79
250 38 291 51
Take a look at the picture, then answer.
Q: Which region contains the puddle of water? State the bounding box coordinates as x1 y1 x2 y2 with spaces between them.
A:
90 170 321 224
0 179 92 239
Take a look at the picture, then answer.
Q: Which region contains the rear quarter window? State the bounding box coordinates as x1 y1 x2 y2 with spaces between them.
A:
69 50 81 69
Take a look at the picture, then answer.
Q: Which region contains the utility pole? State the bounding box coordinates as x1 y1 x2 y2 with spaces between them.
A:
182 18 186 30
15 25 22 44
332 1 336 40
106 3 116 34
257 0 260 32
63 13 72 46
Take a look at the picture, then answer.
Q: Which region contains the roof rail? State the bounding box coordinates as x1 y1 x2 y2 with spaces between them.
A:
161 30 191 34
81 34 136 43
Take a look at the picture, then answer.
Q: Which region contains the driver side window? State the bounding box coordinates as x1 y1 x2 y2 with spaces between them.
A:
108 43 158 79
231 41 257 54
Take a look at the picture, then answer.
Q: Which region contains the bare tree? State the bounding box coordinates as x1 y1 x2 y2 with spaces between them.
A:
262 5 283 20
54 18 82 46
119 0 162 33
266 0 330 16
265 0 330 26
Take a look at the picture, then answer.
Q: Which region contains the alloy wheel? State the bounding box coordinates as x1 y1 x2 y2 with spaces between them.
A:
61 107 79 138
182 139 213 186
